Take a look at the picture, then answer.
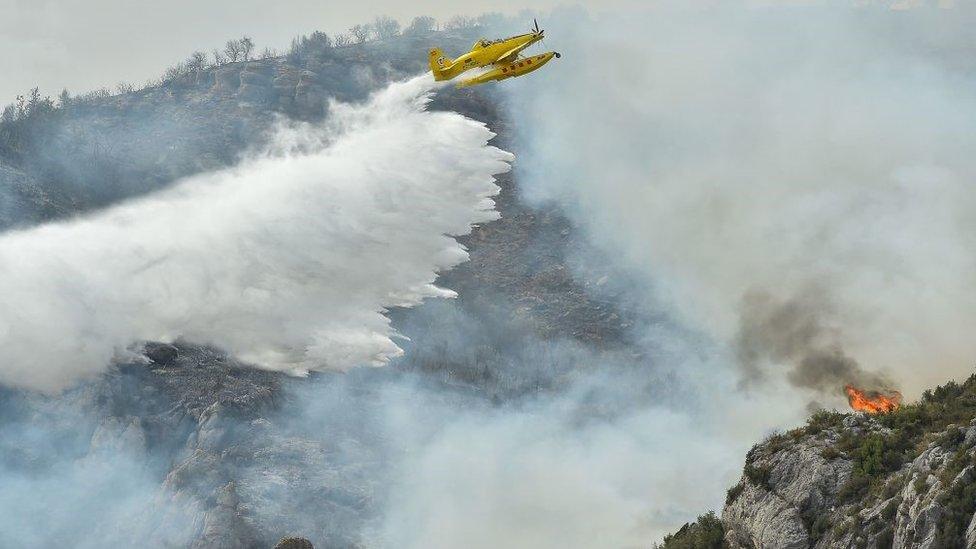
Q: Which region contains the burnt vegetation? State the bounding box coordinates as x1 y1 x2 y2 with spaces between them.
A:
0 14 502 230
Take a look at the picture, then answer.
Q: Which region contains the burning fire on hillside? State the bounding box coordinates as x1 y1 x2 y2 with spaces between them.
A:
845 385 902 414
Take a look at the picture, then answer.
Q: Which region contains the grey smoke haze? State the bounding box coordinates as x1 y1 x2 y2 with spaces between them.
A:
0 387 195 547
508 2 976 398
736 289 894 394
314 303 793 546
4 2 976 547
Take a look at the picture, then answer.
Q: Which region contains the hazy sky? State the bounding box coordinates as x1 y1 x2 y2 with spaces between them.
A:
0 0 636 103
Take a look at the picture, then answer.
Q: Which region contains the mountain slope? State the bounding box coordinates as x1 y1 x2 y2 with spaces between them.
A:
664 375 976 549
0 27 641 548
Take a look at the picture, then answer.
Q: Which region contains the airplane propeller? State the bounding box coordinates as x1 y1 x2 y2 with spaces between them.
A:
534 18 554 57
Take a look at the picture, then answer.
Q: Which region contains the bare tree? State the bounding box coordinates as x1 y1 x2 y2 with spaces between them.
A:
116 81 134 94
163 62 189 82
332 33 352 47
443 15 476 30
259 47 278 59
27 87 41 110
372 15 400 39
349 24 371 44
224 39 243 62
288 31 332 64
212 49 226 66
75 88 110 104
19 87 54 117
307 31 331 49
476 12 505 29
57 88 71 109
188 51 208 72
404 16 437 36
15 94 26 118
240 36 254 61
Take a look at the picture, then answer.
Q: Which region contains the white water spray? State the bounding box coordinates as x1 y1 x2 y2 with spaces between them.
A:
0 74 512 392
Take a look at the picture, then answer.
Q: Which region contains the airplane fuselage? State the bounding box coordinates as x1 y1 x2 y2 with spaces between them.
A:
430 32 544 81
457 51 560 88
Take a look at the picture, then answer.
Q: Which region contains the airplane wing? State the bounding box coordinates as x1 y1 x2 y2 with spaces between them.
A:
493 44 529 65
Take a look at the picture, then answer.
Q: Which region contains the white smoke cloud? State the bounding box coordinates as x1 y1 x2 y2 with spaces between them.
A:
379 390 737 547
357 297 805 546
0 74 512 392
508 4 976 397
363 5 976 546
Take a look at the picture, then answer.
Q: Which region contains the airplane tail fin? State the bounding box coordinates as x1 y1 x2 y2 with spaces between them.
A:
429 48 455 81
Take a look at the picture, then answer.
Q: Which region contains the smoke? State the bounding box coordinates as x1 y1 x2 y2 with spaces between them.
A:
268 313 792 547
6 5 976 546
0 387 196 547
736 288 894 394
0 74 511 392
508 3 976 398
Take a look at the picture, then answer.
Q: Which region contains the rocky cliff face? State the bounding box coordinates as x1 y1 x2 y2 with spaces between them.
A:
666 377 976 549
724 414 976 549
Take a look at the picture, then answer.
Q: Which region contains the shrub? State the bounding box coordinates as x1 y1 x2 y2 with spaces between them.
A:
913 476 929 496
809 514 830 542
806 409 845 435
940 447 971 486
744 463 772 490
835 429 915 504
821 445 842 460
935 425 965 449
882 476 904 499
838 473 871 503
726 482 744 505
661 512 724 549
874 527 894 548
881 496 901 521
764 431 791 453
933 467 976 548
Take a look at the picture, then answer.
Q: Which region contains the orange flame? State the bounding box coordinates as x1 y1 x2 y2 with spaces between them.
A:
845 385 902 414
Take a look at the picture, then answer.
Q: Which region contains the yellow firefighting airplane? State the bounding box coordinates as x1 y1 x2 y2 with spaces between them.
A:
429 19 560 88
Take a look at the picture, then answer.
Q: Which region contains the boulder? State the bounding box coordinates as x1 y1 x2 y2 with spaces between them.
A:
145 342 179 365
242 61 275 77
298 70 320 86
273 537 313 549
240 70 271 87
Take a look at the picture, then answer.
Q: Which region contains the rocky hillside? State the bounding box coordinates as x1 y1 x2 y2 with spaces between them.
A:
0 24 641 549
664 376 976 549
0 28 491 230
